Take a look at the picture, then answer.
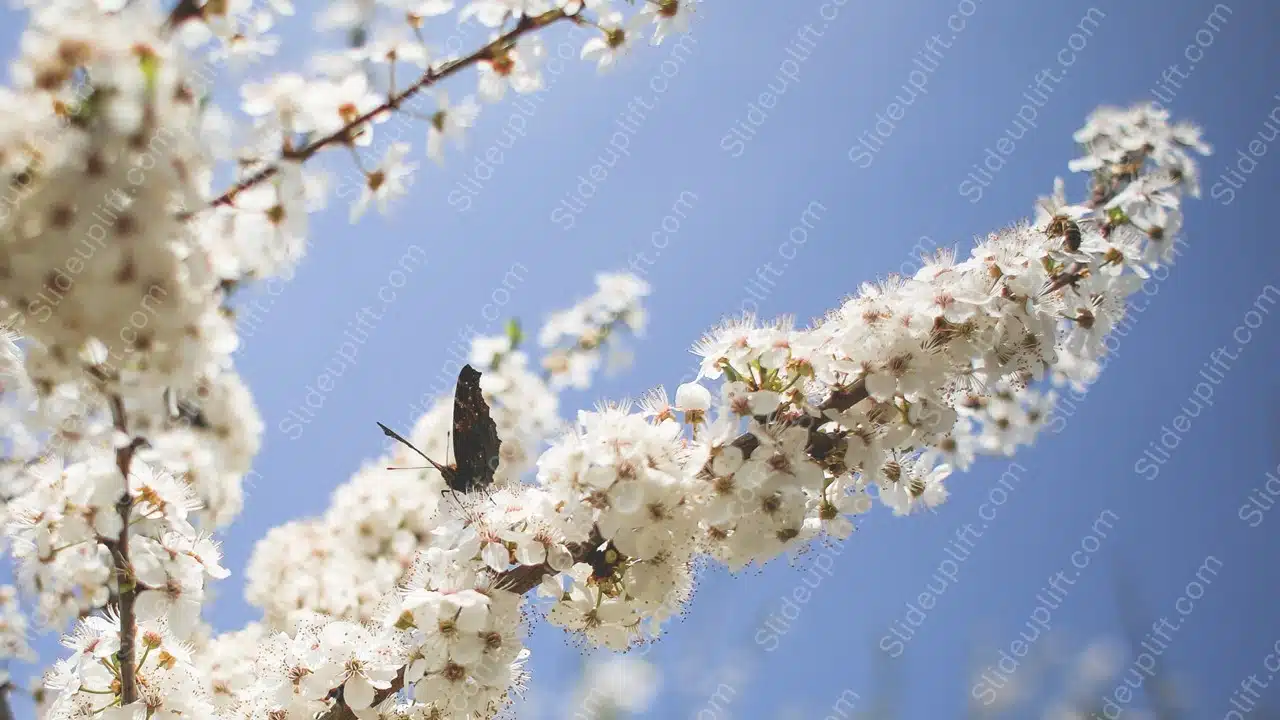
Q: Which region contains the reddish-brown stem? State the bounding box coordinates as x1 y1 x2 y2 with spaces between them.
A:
184 8 573 219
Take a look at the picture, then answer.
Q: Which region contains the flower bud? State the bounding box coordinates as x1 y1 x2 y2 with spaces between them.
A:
675 381 710 426
674 382 709 412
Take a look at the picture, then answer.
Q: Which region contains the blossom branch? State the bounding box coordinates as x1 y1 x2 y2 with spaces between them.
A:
191 7 575 216
719 145 1159 471
105 396 142 705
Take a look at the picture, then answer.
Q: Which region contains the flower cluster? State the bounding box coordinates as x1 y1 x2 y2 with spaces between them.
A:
539 272 652 389
41 612 216 718
6 456 228 630
537 405 699 647
1 4 237 403
391 547 530 716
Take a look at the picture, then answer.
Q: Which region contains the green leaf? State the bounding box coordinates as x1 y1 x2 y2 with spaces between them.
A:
69 87 105 125
506 318 523 350
138 52 161 98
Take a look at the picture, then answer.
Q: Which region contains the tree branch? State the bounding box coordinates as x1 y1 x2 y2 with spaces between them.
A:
0 682 14 720
106 396 142 705
163 0 202 30
183 8 575 219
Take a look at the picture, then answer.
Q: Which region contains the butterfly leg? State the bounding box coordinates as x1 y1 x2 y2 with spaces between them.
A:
439 486 467 515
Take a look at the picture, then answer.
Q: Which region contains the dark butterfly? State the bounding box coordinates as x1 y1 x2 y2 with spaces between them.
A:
377 364 501 495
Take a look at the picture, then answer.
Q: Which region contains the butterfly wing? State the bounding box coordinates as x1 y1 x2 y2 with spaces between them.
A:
451 364 501 493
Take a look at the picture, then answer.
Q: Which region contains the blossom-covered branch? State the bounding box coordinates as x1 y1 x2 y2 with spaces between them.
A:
195 6 575 215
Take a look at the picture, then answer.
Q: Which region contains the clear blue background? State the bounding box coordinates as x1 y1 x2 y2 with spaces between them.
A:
4 0 1280 717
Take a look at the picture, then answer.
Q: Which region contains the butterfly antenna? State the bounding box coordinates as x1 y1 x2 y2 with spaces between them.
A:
377 422 445 470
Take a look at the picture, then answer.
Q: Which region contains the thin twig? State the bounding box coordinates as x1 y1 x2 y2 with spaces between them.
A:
183 8 574 219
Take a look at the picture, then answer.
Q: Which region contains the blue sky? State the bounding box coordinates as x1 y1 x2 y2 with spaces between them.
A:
5 0 1280 717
